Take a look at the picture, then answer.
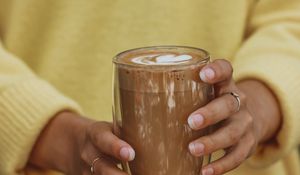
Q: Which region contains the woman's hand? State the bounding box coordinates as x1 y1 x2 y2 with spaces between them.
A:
29 112 135 175
187 59 281 175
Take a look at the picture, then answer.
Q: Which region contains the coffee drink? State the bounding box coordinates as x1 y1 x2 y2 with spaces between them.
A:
113 46 214 175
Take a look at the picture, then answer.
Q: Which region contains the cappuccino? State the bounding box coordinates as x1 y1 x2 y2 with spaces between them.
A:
113 46 214 175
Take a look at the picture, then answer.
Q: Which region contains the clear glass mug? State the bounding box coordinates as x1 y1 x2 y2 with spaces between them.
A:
112 46 214 175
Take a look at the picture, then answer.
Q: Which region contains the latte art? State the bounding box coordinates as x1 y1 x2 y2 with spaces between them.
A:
131 54 193 65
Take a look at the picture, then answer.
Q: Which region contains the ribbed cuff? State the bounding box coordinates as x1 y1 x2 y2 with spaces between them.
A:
0 78 82 175
232 55 300 168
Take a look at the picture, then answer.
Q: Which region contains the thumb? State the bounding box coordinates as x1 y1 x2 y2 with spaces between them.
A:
200 59 233 84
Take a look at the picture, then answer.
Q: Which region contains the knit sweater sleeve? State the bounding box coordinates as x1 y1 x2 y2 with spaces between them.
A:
232 0 300 168
0 42 82 174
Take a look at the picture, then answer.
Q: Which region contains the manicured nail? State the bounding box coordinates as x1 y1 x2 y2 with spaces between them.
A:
189 142 204 156
202 167 214 175
188 114 204 129
120 147 135 161
200 68 215 81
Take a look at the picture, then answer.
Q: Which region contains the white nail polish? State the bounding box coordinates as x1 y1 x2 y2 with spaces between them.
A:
120 147 129 159
188 116 196 129
200 71 207 82
200 68 215 81
202 168 214 175
128 148 135 161
188 143 195 154
188 114 204 130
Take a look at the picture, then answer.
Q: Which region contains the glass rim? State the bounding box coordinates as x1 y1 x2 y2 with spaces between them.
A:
113 45 210 68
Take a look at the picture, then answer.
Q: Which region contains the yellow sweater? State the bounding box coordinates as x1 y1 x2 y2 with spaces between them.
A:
0 0 300 174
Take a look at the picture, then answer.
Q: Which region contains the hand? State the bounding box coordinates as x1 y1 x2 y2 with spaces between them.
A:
29 112 135 175
71 120 135 175
187 59 281 175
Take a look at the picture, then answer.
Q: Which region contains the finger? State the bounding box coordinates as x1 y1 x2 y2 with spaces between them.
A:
200 59 233 84
80 141 119 167
188 111 252 156
201 133 255 175
92 157 128 175
87 122 135 161
188 93 241 130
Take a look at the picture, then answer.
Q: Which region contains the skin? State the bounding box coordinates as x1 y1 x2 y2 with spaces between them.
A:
29 59 281 175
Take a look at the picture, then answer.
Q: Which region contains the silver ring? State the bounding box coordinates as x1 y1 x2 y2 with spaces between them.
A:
90 157 101 174
226 92 241 112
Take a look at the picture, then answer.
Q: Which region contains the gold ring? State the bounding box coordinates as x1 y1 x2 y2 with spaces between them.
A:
90 157 101 174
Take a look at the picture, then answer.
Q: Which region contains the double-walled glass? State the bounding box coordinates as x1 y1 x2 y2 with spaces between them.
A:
113 46 214 175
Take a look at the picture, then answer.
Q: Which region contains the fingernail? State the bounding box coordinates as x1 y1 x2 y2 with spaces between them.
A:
128 147 135 161
188 142 204 156
188 114 204 129
200 68 215 81
202 168 214 175
120 147 135 161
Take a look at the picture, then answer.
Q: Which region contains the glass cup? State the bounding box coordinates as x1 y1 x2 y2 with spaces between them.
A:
113 46 214 175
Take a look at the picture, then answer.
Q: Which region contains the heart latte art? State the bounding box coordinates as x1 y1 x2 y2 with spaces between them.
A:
131 54 193 65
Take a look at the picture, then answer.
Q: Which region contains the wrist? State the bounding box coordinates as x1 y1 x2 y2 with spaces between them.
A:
29 111 93 173
237 79 281 143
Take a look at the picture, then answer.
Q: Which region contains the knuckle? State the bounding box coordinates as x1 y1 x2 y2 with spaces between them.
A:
213 163 226 175
227 126 240 143
239 91 247 102
249 137 255 147
233 155 244 168
247 133 257 148
203 136 217 153
232 150 246 168
87 123 101 142
238 92 247 107
87 122 112 143
214 147 247 175
245 113 254 127
212 59 222 68
215 59 233 76
80 151 88 162
86 124 94 139
235 146 250 165
94 132 104 147
239 150 249 163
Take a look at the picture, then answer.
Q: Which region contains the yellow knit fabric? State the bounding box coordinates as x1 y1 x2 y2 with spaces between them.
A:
0 0 299 175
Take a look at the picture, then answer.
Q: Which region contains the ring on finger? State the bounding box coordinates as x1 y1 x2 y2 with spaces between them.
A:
225 92 241 112
90 157 102 174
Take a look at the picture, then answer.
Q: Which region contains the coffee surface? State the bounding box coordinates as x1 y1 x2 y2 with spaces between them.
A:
114 49 213 175
116 50 204 66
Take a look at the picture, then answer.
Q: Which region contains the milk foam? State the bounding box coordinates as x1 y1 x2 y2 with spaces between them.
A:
131 54 192 65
